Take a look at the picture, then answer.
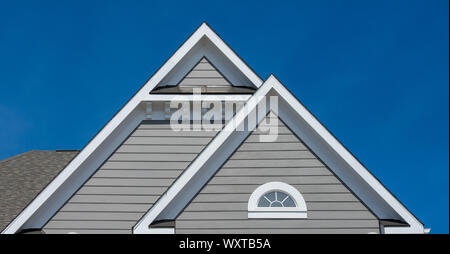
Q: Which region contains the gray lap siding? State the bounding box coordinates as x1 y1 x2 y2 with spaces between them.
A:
175 114 380 234
43 121 218 234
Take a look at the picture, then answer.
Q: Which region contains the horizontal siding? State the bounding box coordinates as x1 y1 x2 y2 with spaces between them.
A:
69 195 157 204
60 204 151 213
85 178 175 187
77 186 169 195
101 161 189 170
134 122 223 130
176 113 379 234
244 134 300 143
253 126 292 134
190 193 360 202
179 78 231 87
231 150 315 159
183 202 369 212
124 137 212 145
239 143 307 151
199 184 349 194
178 58 232 88
215 167 332 176
191 61 215 70
178 211 376 220
186 70 223 78
223 159 324 168
52 212 143 221
46 220 134 229
44 121 219 234
94 170 182 178
108 153 197 161
207 176 340 185
116 145 204 153
132 129 217 137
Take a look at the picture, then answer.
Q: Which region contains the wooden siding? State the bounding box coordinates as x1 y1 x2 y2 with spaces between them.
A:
43 121 219 234
178 58 232 88
175 114 380 234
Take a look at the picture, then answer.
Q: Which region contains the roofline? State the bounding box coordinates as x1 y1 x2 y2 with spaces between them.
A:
133 75 424 234
1 23 262 234
270 75 423 226
0 150 36 164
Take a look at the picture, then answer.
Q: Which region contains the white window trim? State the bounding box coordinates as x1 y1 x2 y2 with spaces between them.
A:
248 182 307 219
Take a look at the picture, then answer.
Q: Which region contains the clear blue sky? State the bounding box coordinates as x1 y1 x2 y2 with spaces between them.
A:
0 0 448 233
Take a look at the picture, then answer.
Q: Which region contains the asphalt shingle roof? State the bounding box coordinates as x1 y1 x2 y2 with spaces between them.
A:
0 150 79 231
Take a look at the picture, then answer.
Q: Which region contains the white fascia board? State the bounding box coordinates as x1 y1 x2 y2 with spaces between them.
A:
133 76 276 234
269 78 424 233
200 23 263 87
1 23 261 234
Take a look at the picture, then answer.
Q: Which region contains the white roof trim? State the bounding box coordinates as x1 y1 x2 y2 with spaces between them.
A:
133 75 424 234
1 23 262 234
272 77 423 233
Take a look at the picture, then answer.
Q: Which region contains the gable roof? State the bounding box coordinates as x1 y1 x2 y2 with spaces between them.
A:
0 150 79 231
1 23 262 234
1 24 425 234
133 75 425 234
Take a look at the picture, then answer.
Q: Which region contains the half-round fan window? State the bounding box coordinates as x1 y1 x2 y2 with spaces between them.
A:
248 182 307 219
258 191 296 207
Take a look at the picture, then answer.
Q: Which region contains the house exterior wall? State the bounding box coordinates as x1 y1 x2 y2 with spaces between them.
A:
175 114 380 234
43 121 219 234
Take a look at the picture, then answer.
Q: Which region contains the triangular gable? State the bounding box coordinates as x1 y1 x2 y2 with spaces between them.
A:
174 112 380 234
42 121 222 234
133 75 424 234
151 57 256 94
153 24 262 90
1 23 262 234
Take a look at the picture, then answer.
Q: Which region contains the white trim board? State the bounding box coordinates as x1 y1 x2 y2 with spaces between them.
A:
133 75 425 234
1 23 262 234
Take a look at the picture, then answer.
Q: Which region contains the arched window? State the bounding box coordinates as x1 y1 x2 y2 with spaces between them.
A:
248 182 307 218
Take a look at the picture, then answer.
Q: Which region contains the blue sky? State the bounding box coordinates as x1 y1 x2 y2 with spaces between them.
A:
0 0 448 233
